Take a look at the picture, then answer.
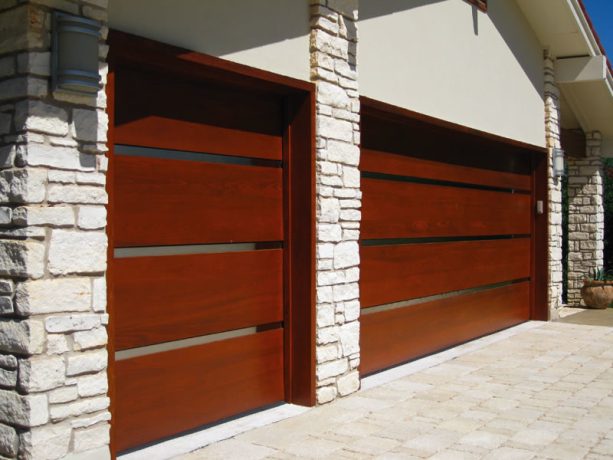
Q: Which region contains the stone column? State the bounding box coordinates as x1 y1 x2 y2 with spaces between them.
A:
0 1 110 458
310 0 361 404
567 132 604 305
544 52 564 318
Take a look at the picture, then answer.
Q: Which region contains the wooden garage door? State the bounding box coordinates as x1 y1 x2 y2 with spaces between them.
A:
108 55 297 452
360 102 542 376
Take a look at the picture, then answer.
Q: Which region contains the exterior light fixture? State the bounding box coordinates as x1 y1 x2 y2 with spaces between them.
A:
52 12 101 94
552 147 565 178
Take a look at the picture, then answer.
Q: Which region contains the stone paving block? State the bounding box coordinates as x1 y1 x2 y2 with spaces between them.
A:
482 417 527 436
402 429 461 457
375 451 422 460
537 442 591 460
342 435 400 455
438 417 484 434
429 449 480 460
509 429 560 447
283 435 345 458
331 420 382 438
183 439 277 460
482 446 535 460
457 430 508 450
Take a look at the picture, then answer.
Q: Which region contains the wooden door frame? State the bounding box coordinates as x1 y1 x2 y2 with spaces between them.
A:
360 96 549 321
106 31 316 457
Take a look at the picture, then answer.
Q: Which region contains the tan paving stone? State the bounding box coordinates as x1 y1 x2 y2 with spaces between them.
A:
343 435 400 455
483 417 527 436
283 436 345 458
402 429 461 456
429 449 480 460
374 450 422 460
537 442 591 459
438 416 484 434
457 430 508 449
182 439 278 460
482 446 535 460
509 429 560 447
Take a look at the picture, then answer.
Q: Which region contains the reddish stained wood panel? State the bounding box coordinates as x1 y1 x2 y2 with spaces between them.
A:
361 238 531 308
115 329 284 453
113 155 283 247
361 178 531 240
114 67 283 160
361 148 532 191
361 282 529 375
114 249 283 350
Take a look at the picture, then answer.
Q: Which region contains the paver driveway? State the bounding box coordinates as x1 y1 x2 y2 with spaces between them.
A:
182 321 613 459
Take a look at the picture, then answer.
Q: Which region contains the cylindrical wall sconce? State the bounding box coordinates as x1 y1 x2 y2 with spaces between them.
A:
552 147 565 178
51 12 102 94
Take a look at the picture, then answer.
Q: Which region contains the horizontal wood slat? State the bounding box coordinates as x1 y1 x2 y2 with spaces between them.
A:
361 178 531 240
361 110 536 175
114 249 283 350
361 148 532 191
361 238 530 308
361 282 530 375
114 155 283 247
114 67 283 160
115 329 284 453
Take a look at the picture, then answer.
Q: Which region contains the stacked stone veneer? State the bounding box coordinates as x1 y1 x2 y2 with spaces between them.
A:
0 1 110 459
567 132 604 305
310 0 361 404
544 53 563 319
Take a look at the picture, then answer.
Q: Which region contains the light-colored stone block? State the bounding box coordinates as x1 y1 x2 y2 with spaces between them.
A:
19 422 72 460
0 367 17 388
48 230 107 275
49 396 109 422
12 205 75 227
15 100 69 136
0 354 17 370
0 319 45 354
333 241 359 269
0 168 46 205
45 314 101 334
24 143 96 171
73 109 108 143
77 206 107 229
0 207 11 225
92 277 106 313
0 240 45 279
48 184 107 204
73 422 109 452
0 389 48 427
16 278 91 315
0 423 18 458
76 372 108 397
48 386 78 404
66 349 107 376
18 355 65 392
73 327 107 351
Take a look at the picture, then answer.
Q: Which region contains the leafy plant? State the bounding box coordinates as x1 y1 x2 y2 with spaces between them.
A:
587 267 613 281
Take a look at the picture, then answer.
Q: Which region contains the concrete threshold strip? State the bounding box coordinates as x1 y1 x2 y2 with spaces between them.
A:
119 320 545 460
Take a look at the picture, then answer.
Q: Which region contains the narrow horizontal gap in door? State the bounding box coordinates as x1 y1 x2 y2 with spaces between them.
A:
361 235 531 247
361 170 530 195
361 278 531 315
115 144 282 168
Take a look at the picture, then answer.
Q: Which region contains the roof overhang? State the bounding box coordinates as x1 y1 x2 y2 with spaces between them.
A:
516 0 613 156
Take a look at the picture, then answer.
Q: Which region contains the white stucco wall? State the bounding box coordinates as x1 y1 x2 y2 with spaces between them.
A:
359 0 546 147
108 0 310 82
